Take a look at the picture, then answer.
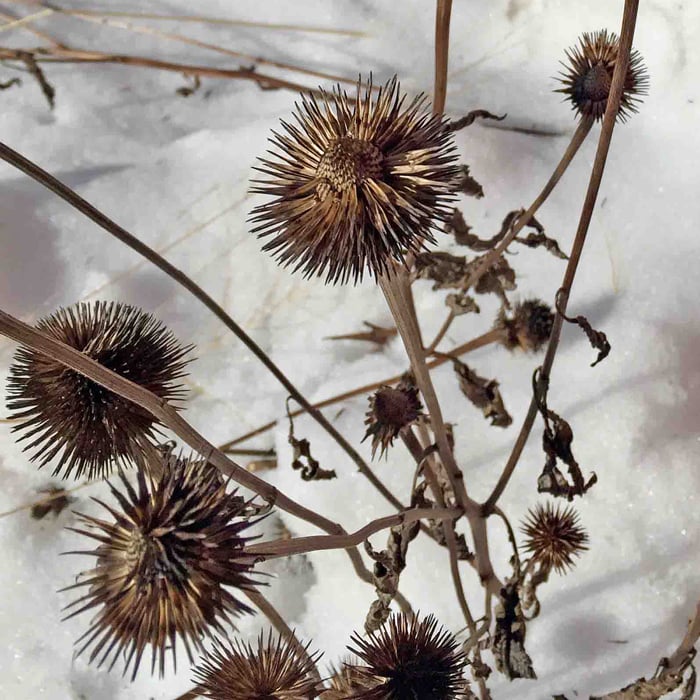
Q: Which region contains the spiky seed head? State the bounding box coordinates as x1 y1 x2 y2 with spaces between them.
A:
556 29 649 122
495 298 554 353
347 613 466 700
520 502 589 575
64 453 261 679
5 301 192 480
193 631 321 700
323 659 380 699
363 383 423 458
250 76 459 285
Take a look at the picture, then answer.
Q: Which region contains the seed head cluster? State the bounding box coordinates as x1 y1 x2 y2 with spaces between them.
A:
64 454 260 678
6 301 191 480
557 29 649 122
347 614 466 700
496 298 554 353
520 502 589 574
250 76 459 284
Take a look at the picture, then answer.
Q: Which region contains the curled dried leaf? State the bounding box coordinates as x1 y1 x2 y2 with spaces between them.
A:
556 289 611 366
414 251 469 290
450 109 507 132
492 581 536 680
453 359 512 427
446 292 480 316
287 399 336 481
31 485 73 520
472 255 517 306
515 231 568 260
446 208 504 251
454 165 484 198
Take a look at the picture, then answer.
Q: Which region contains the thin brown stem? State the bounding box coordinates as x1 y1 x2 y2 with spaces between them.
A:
483 0 639 514
667 599 700 673
0 308 374 584
0 140 401 517
247 506 459 558
426 308 455 353
218 328 500 452
433 0 452 114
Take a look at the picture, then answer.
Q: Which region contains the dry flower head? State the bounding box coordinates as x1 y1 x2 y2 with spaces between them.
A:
520 502 589 574
496 298 554 353
6 301 191 480
193 631 321 700
557 29 649 122
250 76 458 284
64 454 260 678
347 613 465 700
363 382 423 458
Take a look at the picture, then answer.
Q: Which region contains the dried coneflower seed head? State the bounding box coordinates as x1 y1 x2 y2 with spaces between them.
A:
250 76 459 284
322 659 379 699
64 454 261 679
193 632 321 700
556 29 649 122
495 298 554 352
6 301 192 480
347 613 465 700
520 502 589 575
363 383 423 458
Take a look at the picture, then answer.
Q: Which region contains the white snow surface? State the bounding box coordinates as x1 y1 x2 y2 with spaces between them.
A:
0 1 698 698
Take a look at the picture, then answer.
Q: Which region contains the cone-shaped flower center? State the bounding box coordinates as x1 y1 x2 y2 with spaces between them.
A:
581 62 612 102
316 136 383 198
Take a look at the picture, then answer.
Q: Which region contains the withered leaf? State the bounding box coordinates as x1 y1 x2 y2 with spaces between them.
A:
471 255 517 306
454 164 484 198
286 399 336 481
0 77 21 91
327 321 397 347
492 581 537 680
446 209 506 251
534 370 597 500
414 251 469 290
450 109 507 132
453 359 512 427
446 292 480 316
556 290 611 367
364 521 420 633
176 74 201 97
515 231 569 260
31 485 73 520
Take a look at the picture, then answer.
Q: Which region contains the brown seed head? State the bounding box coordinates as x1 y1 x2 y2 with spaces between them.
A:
556 29 649 122
5 301 192 480
496 298 554 353
347 613 466 700
520 502 589 575
64 454 261 678
363 383 423 458
193 631 321 700
250 76 459 284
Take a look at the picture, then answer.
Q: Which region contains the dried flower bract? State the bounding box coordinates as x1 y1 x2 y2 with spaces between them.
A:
520 502 589 574
557 29 649 122
193 631 321 700
64 453 260 678
363 382 423 458
251 76 458 284
347 613 465 699
6 301 192 480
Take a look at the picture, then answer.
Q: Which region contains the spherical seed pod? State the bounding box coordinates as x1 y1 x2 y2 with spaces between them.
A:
5 300 192 480
363 382 423 458
347 613 466 700
193 631 321 700
495 298 554 353
250 76 459 285
556 29 649 122
520 502 589 575
64 453 261 679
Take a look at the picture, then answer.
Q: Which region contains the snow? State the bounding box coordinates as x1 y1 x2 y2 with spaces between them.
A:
0 1 698 698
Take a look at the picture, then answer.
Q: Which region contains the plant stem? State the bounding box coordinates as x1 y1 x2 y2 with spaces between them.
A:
483 0 639 514
246 506 459 558
0 140 402 514
667 599 700 673
218 328 500 451
0 307 376 585
433 0 452 114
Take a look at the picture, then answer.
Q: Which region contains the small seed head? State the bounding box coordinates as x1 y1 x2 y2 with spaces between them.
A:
495 298 554 353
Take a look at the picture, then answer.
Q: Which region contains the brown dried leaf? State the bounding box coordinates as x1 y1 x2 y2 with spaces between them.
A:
454 165 484 198
515 231 569 260
286 400 336 481
30 485 73 520
471 255 517 306
0 77 21 91
453 359 512 427
446 292 480 316
492 581 537 680
556 290 611 367
327 321 397 347
414 251 470 290
450 109 507 132
446 209 506 251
